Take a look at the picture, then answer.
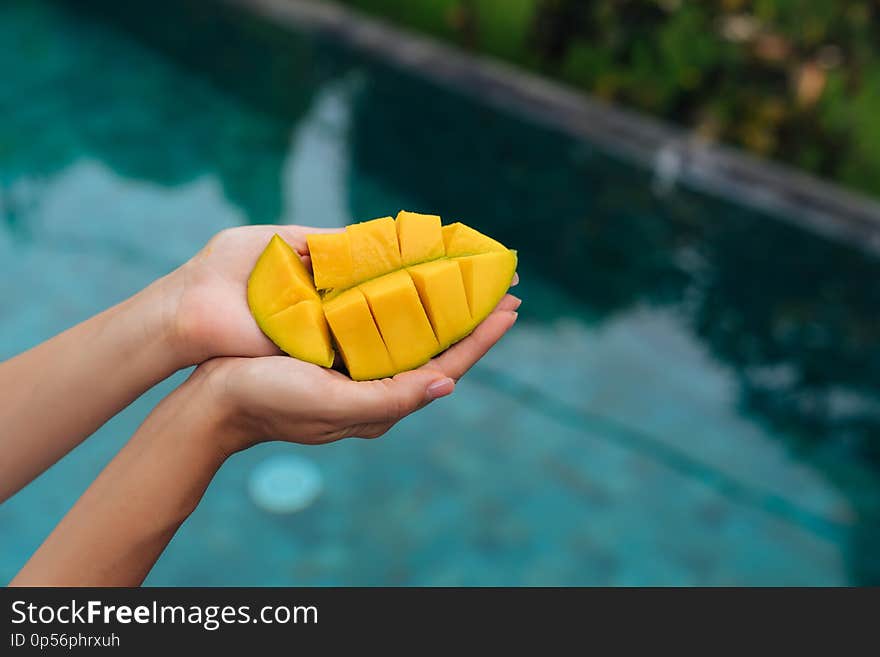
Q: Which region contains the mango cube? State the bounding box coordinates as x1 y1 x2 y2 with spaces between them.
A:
261 300 334 367
396 210 445 265
442 222 507 256
407 260 471 348
323 288 395 381
247 234 319 318
359 270 439 372
307 232 354 291
456 250 518 322
347 216 401 283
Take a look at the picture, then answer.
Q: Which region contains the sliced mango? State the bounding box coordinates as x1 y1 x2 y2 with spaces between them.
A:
323 288 395 381
306 232 354 291
456 250 518 321
247 235 334 366
396 210 445 265
442 222 507 256
408 259 471 348
248 214 516 380
261 300 334 367
347 216 402 283
247 234 319 317
360 270 440 372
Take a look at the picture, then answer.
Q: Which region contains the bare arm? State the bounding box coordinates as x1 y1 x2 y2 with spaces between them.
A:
0 276 183 502
9 367 229 586
0 225 334 503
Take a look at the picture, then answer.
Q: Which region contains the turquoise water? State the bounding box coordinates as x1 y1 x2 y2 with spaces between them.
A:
2 0 879 585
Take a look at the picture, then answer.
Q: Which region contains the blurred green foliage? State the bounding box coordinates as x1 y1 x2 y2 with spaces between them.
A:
333 0 880 199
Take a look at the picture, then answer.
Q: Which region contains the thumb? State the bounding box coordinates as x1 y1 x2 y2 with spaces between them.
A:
341 369 455 425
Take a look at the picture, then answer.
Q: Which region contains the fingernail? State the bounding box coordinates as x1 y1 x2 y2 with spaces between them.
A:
511 272 520 287
426 377 455 400
511 295 522 310
511 311 519 321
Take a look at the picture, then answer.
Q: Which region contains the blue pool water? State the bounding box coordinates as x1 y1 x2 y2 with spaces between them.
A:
2 0 879 585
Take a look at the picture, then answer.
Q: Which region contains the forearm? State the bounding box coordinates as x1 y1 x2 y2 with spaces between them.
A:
10 367 239 587
0 274 185 501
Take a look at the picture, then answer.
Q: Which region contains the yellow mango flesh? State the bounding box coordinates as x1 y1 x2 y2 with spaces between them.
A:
442 222 507 256
249 214 516 380
347 216 402 283
261 301 334 367
360 270 440 372
247 235 333 367
248 234 319 316
396 210 445 265
408 259 472 348
306 232 354 291
456 251 518 321
323 288 395 381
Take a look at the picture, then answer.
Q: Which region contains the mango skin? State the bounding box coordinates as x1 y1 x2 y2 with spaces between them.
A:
248 212 516 380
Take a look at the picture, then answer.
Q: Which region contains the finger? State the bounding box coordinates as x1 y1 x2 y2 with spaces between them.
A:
429 308 517 381
337 369 454 426
511 272 519 287
496 293 521 313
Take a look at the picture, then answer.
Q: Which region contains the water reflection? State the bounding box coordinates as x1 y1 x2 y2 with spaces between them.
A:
2 0 336 229
281 74 365 228
347 68 880 583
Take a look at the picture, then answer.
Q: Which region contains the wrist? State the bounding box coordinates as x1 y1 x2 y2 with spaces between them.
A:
140 265 214 370
101 272 191 383
190 358 260 458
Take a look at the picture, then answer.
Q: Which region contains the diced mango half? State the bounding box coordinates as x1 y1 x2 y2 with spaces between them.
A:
408 259 471 348
248 214 516 380
396 210 445 266
323 288 395 381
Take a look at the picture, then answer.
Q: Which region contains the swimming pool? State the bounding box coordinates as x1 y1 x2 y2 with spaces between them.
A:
2 0 879 585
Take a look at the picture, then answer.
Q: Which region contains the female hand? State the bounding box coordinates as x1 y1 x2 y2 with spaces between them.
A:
166 224 338 365
203 294 521 453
